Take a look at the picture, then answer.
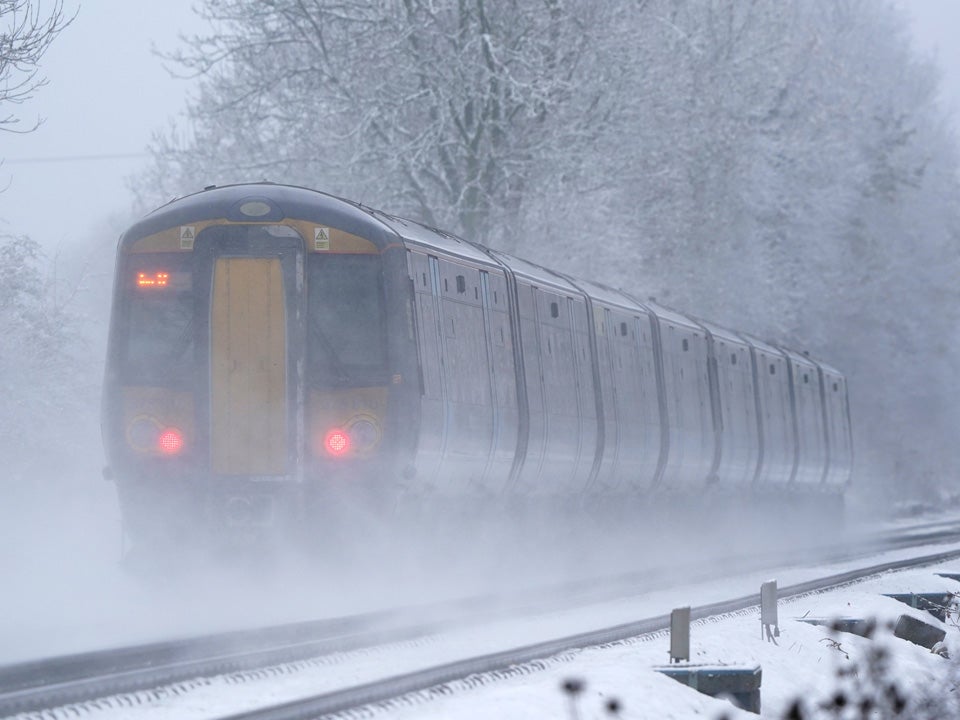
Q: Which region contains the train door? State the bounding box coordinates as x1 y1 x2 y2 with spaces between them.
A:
210 257 287 475
195 225 305 481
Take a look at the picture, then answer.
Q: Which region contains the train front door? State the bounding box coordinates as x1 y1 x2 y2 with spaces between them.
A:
211 256 287 475
196 225 305 480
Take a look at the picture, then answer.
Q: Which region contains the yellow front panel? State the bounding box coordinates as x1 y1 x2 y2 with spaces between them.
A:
211 258 287 475
128 220 379 254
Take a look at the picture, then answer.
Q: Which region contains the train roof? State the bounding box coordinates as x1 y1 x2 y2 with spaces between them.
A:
817 360 845 378
779 346 820 371
372 211 495 266
642 299 701 331
738 332 783 357
739 330 826 371
697 319 751 347
119 183 402 251
571 279 648 315
487 250 583 295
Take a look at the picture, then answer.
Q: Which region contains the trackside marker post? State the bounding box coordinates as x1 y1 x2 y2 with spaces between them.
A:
670 606 691 663
761 580 779 643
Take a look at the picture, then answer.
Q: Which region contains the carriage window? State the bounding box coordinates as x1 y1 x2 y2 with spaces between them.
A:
121 254 195 384
308 254 387 384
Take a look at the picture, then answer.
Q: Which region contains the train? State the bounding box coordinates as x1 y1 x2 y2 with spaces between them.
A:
102 183 853 554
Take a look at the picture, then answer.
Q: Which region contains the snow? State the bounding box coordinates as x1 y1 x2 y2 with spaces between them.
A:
404 569 956 720
26 542 960 720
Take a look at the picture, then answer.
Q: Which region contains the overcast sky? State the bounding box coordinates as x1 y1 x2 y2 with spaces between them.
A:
1 0 960 250
0 0 196 249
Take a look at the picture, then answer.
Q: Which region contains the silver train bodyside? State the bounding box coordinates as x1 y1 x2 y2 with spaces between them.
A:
380 211 853 504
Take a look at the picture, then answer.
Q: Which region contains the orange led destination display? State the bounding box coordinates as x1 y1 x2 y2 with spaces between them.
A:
137 271 170 288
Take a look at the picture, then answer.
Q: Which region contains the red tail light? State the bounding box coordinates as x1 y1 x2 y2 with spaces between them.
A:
158 428 184 455
324 428 351 457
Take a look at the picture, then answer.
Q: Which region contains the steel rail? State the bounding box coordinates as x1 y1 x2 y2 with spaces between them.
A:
219 546 960 720
4 523 960 717
0 610 445 717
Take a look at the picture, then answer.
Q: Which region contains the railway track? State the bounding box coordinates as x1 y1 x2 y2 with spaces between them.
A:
5 521 960 719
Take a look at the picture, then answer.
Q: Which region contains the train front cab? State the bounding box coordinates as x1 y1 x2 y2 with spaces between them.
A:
103 191 417 552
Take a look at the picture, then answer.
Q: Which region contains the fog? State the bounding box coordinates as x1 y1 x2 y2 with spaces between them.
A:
2 0 960 674
0 483 860 664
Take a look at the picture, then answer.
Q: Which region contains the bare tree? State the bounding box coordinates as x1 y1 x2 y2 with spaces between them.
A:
142 0 960 501
141 0 624 247
0 233 91 481
0 0 73 133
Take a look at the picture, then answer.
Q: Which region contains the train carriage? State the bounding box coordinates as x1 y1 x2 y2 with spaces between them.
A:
818 362 855 488
783 348 830 486
744 334 798 489
698 320 762 489
102 183 853 553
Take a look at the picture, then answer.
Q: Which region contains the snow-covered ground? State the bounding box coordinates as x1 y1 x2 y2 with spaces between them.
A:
400 561 960 720
27 542 960 720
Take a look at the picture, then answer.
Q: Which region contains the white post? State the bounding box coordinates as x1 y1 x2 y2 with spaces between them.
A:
670 606 691 662
761 580 779 643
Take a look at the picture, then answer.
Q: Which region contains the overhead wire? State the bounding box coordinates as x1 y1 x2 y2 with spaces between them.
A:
1 152 149 164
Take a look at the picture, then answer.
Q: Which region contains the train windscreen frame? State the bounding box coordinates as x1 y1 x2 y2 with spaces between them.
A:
118 252 195 387
307 253 388 387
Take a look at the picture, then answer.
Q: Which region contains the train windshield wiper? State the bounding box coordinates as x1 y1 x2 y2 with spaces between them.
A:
310 322 349 383
168 315 194 363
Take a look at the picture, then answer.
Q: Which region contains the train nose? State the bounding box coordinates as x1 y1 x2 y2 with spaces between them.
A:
225 497 254 525
224 496 274 526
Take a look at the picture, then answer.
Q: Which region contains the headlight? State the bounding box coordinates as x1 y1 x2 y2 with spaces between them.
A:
348 416 381 452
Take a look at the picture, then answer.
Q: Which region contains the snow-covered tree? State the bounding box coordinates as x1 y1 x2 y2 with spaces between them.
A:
141 0 960 501
140 0 623 248
0 234 93 482
0 0 73 133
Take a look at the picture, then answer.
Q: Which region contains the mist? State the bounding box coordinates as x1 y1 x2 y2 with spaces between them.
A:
2 0 960 677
